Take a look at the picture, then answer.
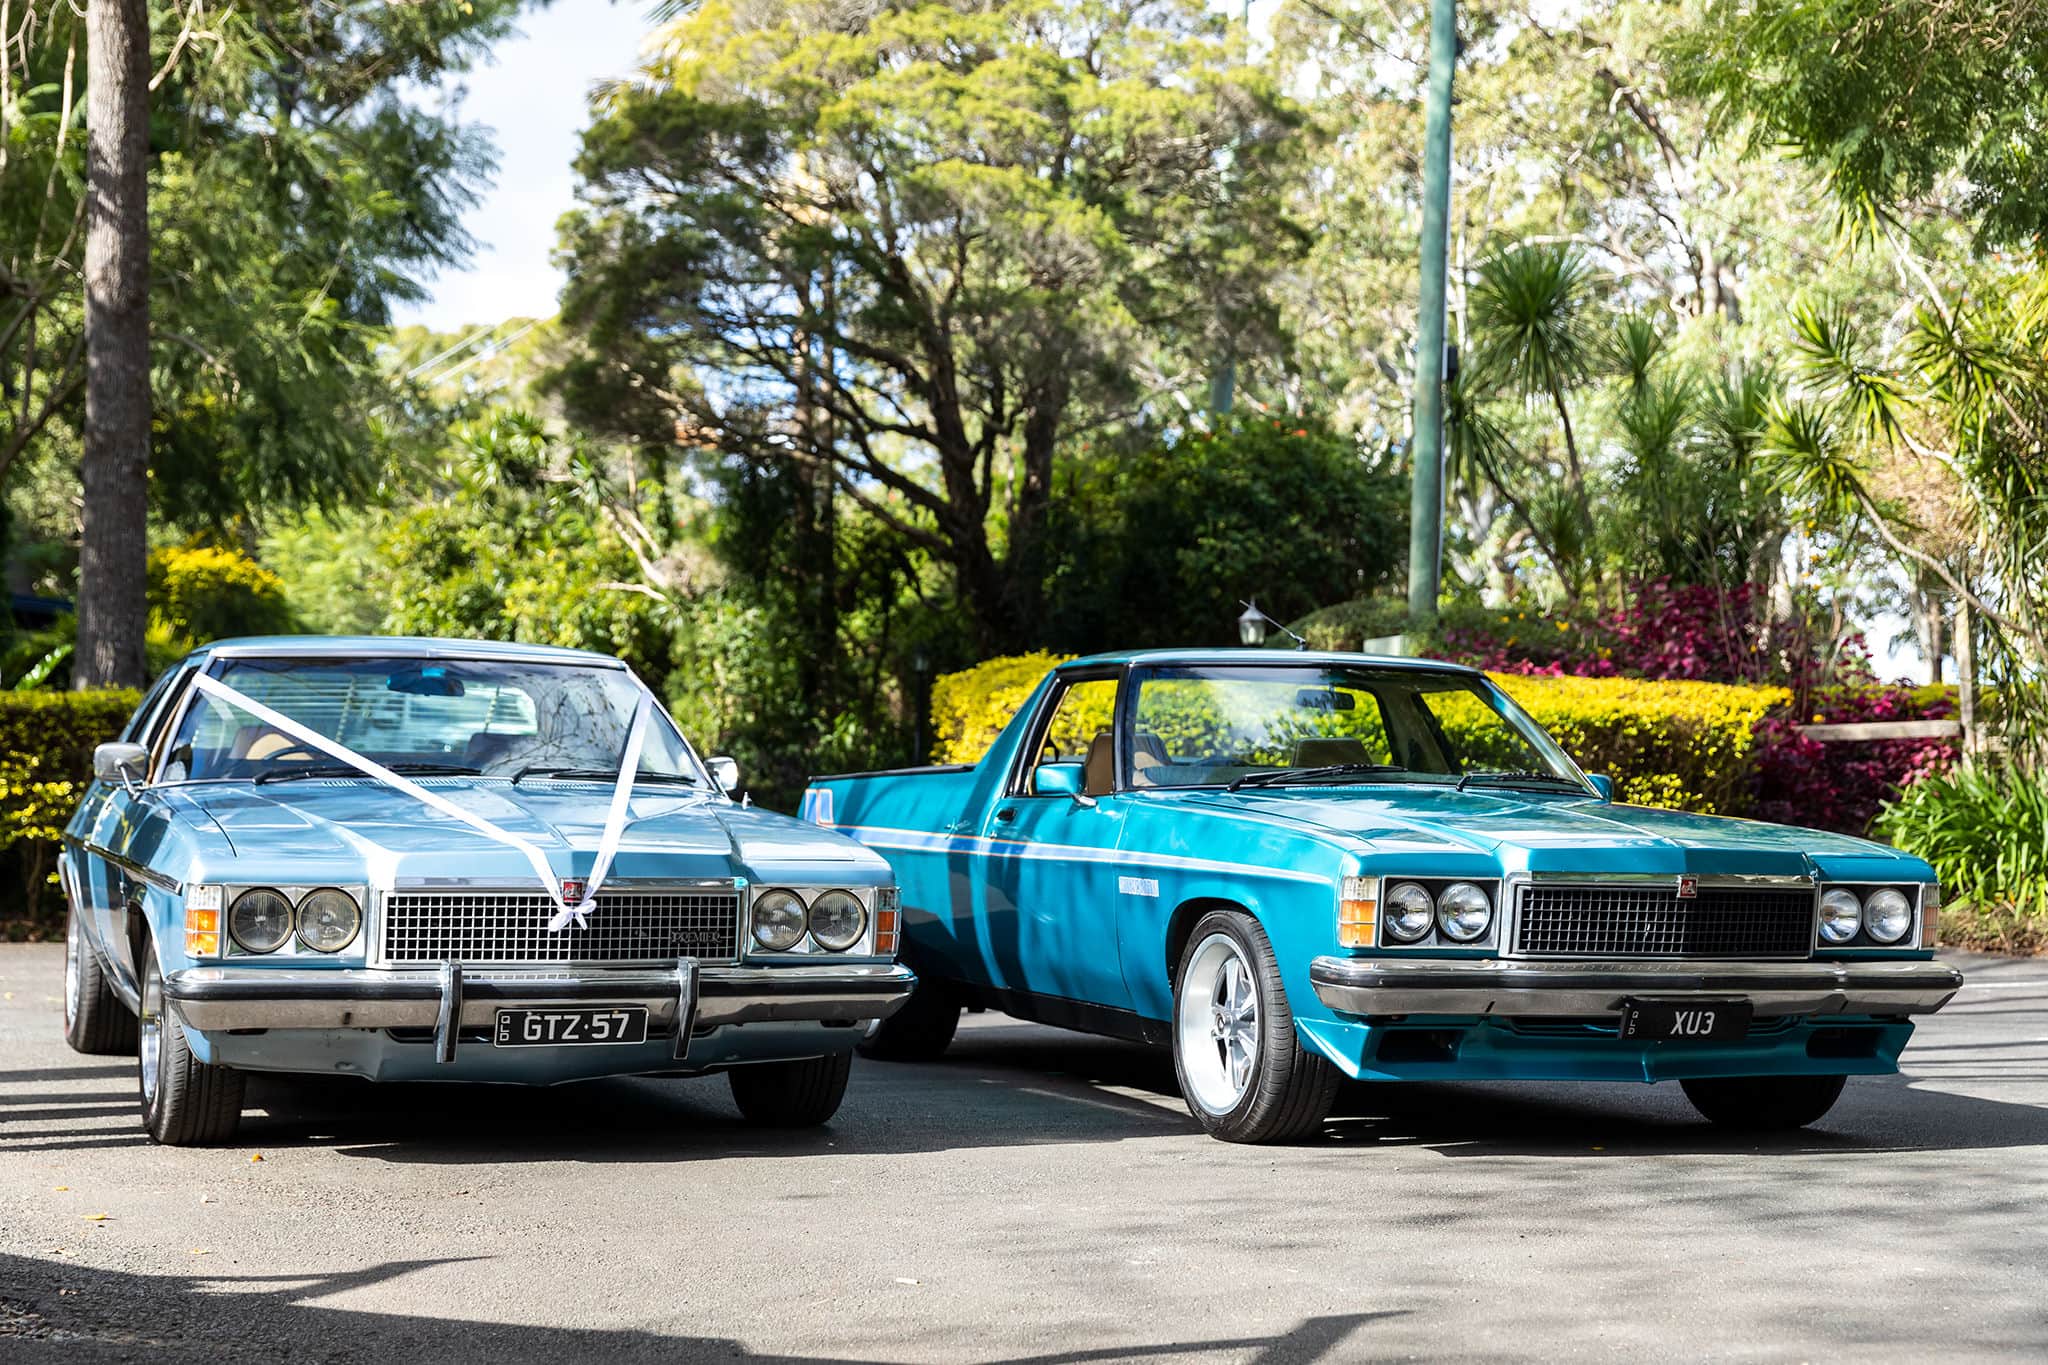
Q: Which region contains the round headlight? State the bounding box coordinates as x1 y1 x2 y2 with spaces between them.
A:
808 889 867 952
751 889 806 951
1435 882 1493 942
1865 888 1914 944
229 888 294 954
1384 882 1435 943
1819 888 1862 944
295 888 360 953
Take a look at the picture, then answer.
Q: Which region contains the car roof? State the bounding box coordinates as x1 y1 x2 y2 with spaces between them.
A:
1056 647 1484 675
188 635 626 666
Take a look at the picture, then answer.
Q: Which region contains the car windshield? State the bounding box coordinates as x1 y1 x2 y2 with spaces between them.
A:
160 656 705 785
1125 663 1586 791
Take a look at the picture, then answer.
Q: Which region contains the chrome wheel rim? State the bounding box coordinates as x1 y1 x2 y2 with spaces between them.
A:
1177 932 1259 1115
63 908 82 1027
138 955 162 1106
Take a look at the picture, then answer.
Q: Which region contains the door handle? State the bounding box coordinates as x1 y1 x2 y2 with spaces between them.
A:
993 807 1016 823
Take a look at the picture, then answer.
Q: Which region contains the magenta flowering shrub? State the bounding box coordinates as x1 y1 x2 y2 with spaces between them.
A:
1435 579 1858 687
1751 685 1958 834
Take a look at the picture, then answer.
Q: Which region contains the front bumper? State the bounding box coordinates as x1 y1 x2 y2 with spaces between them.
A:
164 959 915 1062
1309 956 1963 1020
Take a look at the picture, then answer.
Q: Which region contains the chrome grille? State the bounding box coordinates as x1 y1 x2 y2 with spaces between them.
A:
379 888 740 965
1513 883 1813 959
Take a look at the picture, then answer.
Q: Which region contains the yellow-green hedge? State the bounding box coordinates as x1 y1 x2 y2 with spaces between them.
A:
928 655 1785 816
1 689 142 933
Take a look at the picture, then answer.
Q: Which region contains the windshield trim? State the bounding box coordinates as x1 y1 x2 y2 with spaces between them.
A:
1121 661 1595 797
147 654 708 791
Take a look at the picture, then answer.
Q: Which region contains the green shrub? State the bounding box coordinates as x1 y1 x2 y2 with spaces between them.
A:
0 690 141 934
930 655 1783 816
149 544 297 647
1875 765 2048 953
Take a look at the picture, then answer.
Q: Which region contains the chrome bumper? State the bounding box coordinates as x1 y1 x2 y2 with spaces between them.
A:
1309 956 1963 1020
163 959 916 1062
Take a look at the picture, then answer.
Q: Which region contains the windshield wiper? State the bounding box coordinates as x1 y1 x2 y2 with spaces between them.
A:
255 762 481 785
511 766 702 787
1228 763 1408 792
1454 769 1587 793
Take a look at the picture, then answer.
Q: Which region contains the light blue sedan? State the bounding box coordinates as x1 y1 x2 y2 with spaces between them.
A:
61 636 912 1145
805 650 1963 1143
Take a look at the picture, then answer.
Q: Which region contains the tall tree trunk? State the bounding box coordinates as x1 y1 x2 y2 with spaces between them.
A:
76 0 152 690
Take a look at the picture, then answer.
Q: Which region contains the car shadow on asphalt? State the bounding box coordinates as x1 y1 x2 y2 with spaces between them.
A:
6 1025 2043 1162
0 1251 1401 1363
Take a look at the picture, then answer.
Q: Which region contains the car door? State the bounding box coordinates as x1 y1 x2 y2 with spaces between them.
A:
976 668 1134 1013
70 663 196 994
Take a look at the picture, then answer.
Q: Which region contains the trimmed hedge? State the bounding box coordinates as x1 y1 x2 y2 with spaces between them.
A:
1 690 141 933
929 655 1784 816
1490 675 1785 814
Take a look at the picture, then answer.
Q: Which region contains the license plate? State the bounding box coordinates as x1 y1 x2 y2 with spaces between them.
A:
1618 998 1752 1043
493 1006 648 1048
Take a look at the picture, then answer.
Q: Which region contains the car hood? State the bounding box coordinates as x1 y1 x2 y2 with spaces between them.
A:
1164 786 1915 879
176 779 886 885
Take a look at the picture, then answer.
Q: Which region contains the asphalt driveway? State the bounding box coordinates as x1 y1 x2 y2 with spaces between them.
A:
2 943 2044 1362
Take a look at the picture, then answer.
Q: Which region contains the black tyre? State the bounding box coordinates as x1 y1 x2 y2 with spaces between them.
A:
138 944 245 1146
1171 910 1339 1143
856 972 960 1061
728 1051 853 1127
63 902 137 1056
1681 1074 1847 1130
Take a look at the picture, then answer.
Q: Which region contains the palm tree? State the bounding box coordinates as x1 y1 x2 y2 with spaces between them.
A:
1467 242 1600 598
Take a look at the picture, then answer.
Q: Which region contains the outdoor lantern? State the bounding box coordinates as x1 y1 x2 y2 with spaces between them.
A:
1238 600 1268 646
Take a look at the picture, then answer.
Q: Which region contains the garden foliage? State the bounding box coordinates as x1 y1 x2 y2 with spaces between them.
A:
1876 767 2048 954
0 691 141 931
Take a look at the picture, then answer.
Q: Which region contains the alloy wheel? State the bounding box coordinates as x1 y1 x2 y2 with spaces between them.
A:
1176 932 1260 1115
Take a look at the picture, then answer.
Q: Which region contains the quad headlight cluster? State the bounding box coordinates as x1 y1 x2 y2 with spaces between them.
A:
187 886 362 956
1382 879 1496 947
1818 885 1918 947
750 886 898 955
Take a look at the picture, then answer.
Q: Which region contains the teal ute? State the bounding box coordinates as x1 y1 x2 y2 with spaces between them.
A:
803 649 1962 1143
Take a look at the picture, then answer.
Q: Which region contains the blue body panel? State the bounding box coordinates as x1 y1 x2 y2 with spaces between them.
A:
805 650 1942 1085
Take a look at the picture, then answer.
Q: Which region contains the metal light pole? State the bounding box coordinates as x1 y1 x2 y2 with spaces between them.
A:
1406 0 1457 630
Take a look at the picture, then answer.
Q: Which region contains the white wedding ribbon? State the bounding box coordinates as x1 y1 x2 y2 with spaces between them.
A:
191 672 654 933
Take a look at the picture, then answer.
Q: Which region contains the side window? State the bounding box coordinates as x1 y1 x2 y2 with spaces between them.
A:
1024 677 1119 796
121 665 182 743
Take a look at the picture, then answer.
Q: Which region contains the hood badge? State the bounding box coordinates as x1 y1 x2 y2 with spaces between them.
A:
560 878 587 906
1676 875 1698 899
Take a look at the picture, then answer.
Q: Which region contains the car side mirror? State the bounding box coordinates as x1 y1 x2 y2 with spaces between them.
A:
708 755 740 792
1034 761 1094 807
94 741 150 790
1588 773 1615 803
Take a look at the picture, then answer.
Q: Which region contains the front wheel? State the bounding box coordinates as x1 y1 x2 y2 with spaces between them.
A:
138 945 245 1146
1171 910 1339 1143
728 1052 853 1127
1681 1074 1847 1130
64 902 137 1056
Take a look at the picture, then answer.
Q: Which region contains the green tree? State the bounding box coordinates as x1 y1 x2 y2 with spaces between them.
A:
1042 415 1407 651
1 1 523 601
551 0 1306 654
